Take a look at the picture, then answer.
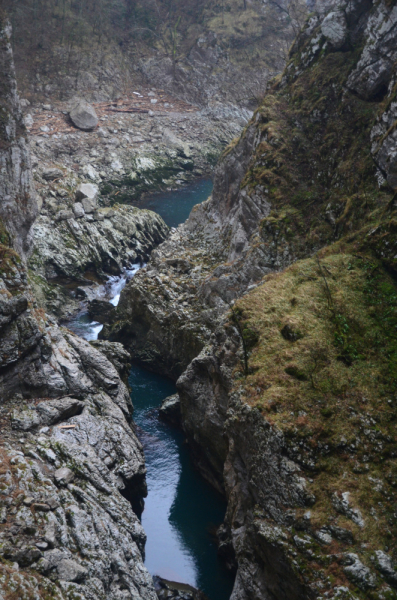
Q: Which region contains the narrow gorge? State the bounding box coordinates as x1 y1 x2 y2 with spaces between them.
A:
1 0 397 600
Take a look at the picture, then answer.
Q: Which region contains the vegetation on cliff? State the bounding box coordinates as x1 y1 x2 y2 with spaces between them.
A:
2 0 305 103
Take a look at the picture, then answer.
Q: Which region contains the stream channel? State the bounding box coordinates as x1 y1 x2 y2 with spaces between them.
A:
68 179 235 600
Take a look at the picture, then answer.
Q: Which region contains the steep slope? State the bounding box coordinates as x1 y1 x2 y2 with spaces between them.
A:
103 0 397 598
0 15 157 600
3 0 304 106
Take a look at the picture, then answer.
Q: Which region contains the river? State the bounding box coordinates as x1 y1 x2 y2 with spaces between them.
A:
68 179 235 600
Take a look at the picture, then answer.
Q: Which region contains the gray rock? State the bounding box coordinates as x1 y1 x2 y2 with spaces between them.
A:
73 202 85 218
36 397 84 425
11 408 41 431
82 197 97 214
0 21 37 259
54 467 75 486
57 558 88 582
159 394 181 426
331 492 365 527
55 209 74 222
69 99 98 131
42 168 63 181
75 182 98 202
88 299 115 323
321 10 347 49
89 340 131 381
343 553 376 590
374 550 397 587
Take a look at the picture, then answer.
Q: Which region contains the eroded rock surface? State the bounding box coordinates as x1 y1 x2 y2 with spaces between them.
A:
0 18 157 600
102 0 397 598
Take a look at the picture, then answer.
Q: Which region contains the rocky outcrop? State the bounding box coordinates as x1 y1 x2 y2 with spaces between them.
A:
31 204 168 282
0 19 157 600
28 202 168 318
102 0 397 598
0 16 37 258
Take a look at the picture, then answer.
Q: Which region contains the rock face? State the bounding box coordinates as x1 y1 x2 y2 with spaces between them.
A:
29 203 169 317
69 99 98 130
0 17 37 258
102 0 397 598
0 19 157 600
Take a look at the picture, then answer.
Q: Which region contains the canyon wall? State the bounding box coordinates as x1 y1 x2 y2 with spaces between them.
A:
105 0 397 598
0 17 159 600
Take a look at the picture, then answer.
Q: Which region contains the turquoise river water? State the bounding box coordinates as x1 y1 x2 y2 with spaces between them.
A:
69 180 235 600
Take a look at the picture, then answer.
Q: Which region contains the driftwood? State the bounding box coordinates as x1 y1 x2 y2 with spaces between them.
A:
105 108 149 114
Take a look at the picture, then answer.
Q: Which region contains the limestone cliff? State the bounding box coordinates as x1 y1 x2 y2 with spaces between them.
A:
0 18 157 600
104 0 397 598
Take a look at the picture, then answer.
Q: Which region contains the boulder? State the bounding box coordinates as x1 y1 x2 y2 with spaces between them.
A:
87 299 115 323
82 198 96 214
343 553 376 590
159 394 181 427
11 408 41 432
57 558 87 582
75 183 98 202
54 467 75 486
321 10 347 50
73 202 85 218
69 100 98 131
374 550 397 587
55 209 74 222
42 168 63 181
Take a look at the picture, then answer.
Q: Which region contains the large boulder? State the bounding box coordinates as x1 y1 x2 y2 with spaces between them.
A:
69 99 98 131
75 183 98 202
75 183 98 213
321 10 347 50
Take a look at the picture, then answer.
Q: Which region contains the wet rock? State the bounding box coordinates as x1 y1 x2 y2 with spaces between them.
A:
30 204 169 317
88 298 115 322
153 577 209 600
69 99 98 131
159 394 181 426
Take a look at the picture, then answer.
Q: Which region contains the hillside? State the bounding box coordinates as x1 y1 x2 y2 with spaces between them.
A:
3 0 305 106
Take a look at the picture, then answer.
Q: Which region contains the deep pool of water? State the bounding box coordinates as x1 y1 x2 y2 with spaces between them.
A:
130 364 235 600
68 179 235 599
133 178 214 228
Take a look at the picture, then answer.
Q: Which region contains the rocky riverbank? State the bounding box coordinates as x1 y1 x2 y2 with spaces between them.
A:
22 91 250 321
102 0 397 598
0 16 159 600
